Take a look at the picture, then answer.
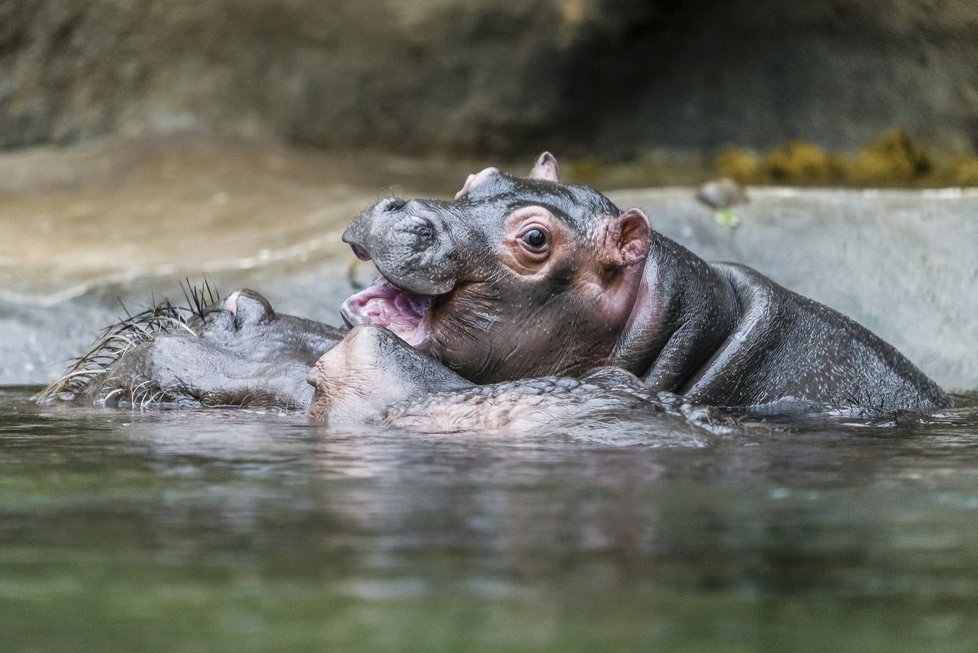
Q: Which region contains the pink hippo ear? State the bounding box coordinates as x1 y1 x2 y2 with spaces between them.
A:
601 208 652 268
529 152 560 182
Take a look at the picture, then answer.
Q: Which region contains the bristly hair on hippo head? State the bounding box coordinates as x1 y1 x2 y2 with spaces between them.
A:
34 280 221 406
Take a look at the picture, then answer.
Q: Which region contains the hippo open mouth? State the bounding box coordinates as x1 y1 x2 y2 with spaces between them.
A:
340 280 435 348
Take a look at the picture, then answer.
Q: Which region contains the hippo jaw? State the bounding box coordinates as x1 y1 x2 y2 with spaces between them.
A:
340 279 436 349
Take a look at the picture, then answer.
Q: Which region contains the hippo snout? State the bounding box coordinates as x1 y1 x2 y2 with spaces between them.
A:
342 197 470 297
341 196 416 259
381 197 407 212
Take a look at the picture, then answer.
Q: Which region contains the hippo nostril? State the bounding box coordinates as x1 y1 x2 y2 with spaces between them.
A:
351 244 371 261
384 197 407 212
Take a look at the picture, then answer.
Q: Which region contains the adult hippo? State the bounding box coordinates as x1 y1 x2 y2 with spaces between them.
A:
307 323 726 445
37 288 345 409
39 153 949 418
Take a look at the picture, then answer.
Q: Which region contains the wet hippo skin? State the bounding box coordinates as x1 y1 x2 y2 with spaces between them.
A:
42 153 949 418
40 289 346 409
307 324 721 445
337 152 949 414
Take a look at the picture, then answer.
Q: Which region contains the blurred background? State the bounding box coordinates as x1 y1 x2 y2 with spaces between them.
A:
1 0 977 387
4 0 978 171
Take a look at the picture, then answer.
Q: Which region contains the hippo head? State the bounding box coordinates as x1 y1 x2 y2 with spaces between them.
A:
340 153 652 383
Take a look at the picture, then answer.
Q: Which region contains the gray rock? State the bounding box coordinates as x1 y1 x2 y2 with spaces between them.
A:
2 1 978 156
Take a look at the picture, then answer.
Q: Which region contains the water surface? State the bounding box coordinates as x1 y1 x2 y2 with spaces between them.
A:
3 387 978 652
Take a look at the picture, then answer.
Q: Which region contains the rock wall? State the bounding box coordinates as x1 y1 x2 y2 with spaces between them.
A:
2 0 978 157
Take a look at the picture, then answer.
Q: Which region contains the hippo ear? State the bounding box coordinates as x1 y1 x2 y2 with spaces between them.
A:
530 152 560 182
454 166 500 200
602 208 651 268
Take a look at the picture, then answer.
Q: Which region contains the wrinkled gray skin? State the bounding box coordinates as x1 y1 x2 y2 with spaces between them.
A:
337 152 950 414
73 289 345 409
51 152 949 422
308 324 722 445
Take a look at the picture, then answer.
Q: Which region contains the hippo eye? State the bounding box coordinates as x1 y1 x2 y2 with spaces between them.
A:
521 228 548 250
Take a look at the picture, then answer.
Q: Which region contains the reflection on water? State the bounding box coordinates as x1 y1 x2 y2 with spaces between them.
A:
2 386 978 652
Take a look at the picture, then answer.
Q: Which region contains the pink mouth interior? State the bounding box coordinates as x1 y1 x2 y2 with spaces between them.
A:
341 281 433 347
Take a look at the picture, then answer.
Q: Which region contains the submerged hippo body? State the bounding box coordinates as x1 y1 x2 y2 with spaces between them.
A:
38 288 345 409
307 324 723 446
338 153 949 413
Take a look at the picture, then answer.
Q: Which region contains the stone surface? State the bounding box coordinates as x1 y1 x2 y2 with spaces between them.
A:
1 1 978 157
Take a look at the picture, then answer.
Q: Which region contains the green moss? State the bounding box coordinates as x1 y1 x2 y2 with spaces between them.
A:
714 209 741 228
564 160 601 185
711 128 976 187
935 156 978 187
561 129 978 188
846 128 934 184
762 141 845 184
715 148 761 184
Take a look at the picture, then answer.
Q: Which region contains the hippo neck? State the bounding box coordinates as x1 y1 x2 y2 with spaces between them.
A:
607 231 741 392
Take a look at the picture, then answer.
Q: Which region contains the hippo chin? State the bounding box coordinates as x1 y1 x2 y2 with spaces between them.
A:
335 152 949 413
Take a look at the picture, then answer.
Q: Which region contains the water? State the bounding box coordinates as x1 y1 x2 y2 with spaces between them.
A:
2 386 978 652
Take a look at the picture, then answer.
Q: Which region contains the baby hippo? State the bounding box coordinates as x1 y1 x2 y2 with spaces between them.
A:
306 325 723 446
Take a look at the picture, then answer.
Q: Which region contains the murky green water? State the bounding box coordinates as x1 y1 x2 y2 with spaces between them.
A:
3 386 978 653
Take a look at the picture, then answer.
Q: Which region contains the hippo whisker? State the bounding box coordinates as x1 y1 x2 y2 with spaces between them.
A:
472 341 498 380
181 277 222 323
147 388 171 409
54 369 106 383
159 316 197 337
36 283 222 406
